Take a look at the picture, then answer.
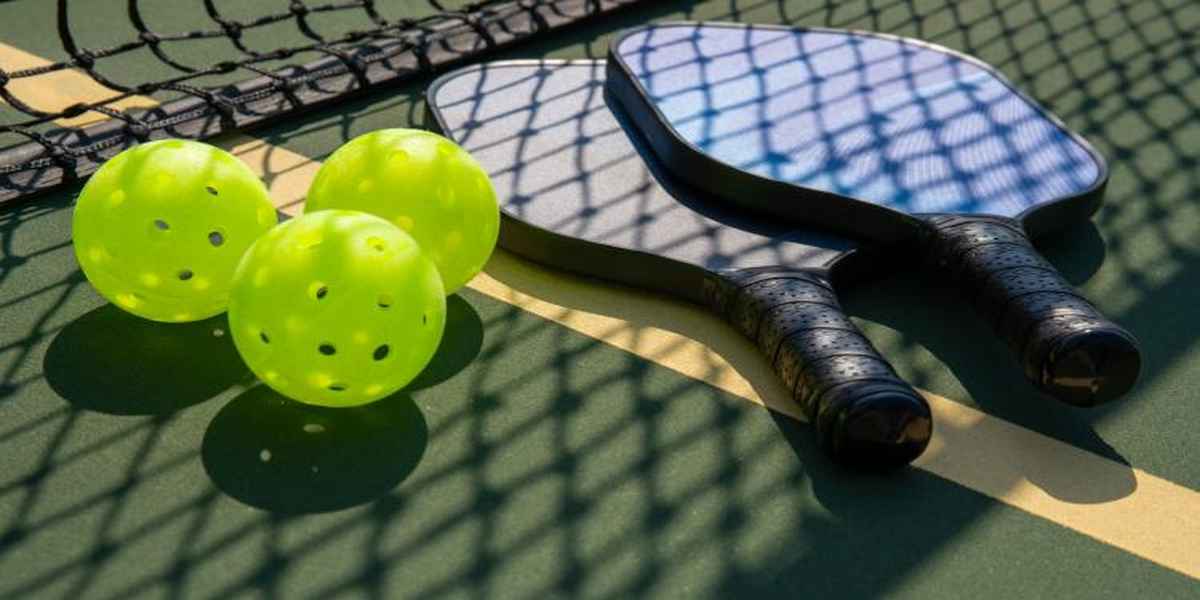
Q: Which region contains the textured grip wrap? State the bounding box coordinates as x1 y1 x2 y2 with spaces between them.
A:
704 268 931 468
925 216 1141 406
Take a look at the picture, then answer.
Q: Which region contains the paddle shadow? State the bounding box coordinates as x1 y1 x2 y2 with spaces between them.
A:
43 303 248 415
843 247 1138 504
1034 221 1108 287
202 386 427 514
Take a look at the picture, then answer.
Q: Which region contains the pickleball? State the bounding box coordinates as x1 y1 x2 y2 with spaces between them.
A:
305 128 499 294
228 210 447 407
72 139 278 322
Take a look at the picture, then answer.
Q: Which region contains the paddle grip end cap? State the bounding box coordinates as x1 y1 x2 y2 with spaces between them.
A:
926 216 1141 406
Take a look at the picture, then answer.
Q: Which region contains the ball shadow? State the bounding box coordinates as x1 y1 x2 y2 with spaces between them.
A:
202 386 427 514
43 304 248 415
405 294 483 391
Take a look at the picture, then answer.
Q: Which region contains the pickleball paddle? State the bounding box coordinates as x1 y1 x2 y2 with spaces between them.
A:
606 22 1140 406
427 60 932 468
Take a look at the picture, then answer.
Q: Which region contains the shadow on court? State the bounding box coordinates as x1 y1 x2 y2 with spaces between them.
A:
43 305 250 415
407 295 485 391
201 387 428 514
39 287 482 517
198 293 482 514
474 245 1146 595
198 294 481 514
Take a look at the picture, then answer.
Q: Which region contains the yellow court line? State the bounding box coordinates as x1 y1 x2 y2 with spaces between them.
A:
5 41 1199 580
0 45 158 128
466 252 1200 581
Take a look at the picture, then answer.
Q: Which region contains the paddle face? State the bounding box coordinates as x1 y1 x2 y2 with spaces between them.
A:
609 23 1106 228
427 60 855 298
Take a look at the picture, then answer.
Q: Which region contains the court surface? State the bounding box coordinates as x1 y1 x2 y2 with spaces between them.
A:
2 1 1199 598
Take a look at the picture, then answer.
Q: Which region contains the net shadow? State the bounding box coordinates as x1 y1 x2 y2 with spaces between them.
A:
0 0 1197 598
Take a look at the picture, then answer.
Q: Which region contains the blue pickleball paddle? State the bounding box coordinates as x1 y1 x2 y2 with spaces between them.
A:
606 22 1140 406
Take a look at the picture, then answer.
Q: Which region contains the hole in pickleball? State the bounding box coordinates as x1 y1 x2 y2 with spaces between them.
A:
178 269 194 281
366 236 386 252
208 231 225 247
318 343 336 356
206 185 219 196
328 383 348 392
422 313 428 325
154 219 169 231
310 282 328 300
377 294 393 309
373 345 389 361
260 331 270 344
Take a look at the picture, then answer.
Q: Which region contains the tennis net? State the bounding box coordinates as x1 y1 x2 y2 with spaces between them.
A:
0 0 642 204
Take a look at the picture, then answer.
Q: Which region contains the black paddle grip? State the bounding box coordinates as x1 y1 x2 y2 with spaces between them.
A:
926 216 1141 406
704 268 931 468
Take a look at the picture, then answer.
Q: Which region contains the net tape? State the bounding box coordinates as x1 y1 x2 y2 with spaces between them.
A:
0 0 642 204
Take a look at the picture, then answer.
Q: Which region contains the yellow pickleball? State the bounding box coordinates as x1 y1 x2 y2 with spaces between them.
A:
305 129 499 294
72 139 277 322
228 210 446 407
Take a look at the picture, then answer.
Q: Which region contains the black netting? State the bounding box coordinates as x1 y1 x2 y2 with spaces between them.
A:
0 0 640 204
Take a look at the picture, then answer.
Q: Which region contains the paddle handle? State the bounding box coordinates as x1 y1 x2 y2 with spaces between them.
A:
925 216 1141 406
704 268 931 468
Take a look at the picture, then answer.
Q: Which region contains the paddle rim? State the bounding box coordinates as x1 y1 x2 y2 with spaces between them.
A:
606 21 1111 241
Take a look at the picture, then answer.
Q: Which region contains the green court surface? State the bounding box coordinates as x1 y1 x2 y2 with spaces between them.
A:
2 1 1200 598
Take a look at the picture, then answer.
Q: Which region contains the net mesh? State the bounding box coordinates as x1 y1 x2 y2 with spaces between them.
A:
0 0 641 204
